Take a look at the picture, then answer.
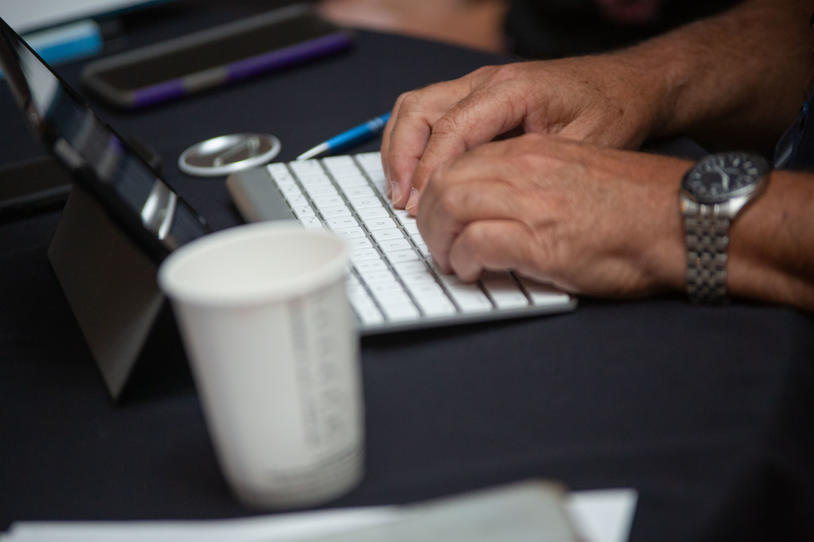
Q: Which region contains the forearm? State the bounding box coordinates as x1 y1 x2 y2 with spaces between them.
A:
726 169 814 311
618 0 813 152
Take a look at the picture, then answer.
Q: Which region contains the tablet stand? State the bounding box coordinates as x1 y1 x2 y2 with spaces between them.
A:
0 156 72 221
48 184 165 400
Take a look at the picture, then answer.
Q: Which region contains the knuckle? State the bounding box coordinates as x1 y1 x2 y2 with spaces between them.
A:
530 230 564 276
399 90 423 111
461 221 490 248
516 149 548 173
489 63 524 83
469 64 500 82
394 91 410 108
437 181 466 215
432 114 462 137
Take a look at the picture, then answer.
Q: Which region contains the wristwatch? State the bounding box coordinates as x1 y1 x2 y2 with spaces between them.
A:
679 152 771 303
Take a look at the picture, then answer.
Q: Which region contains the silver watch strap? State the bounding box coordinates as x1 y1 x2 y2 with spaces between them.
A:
684 207 730 303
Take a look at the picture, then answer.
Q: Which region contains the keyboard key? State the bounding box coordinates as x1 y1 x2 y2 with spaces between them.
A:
378 237 413 253
323 155 357 173
359 268 398 286
347 275 384 325
290 160 328 180
353 257 388 274
381 301 421 322
370 178 387 195
334 175 371 190
331 224 367 239
371 228 407 243
437 273 493 313
367 281 412 306
396 268 438 286
326 216 358 229
403 221 421 237
277 181 303 199
481 272 530 309
267 163 294 182
293 204 316 218
392 259 432 275
365 217 399 232
309 191 344 208
384 248 422 264
302 181 336 197
392 209 411 225
300 216 323 229
356 206 390 221
355 152 384 173
351 250 385 264
319 204 352 219
344 186 379 201
352 299 384 325
516 276 572 307
344 236 374 252
407 282 457 317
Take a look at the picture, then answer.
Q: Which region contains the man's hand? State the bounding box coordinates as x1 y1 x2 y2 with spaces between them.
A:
381 56 669 210
416 134 689 297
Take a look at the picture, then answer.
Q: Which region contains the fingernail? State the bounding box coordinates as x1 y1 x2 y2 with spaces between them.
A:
390 181 401 204
405 187 419 211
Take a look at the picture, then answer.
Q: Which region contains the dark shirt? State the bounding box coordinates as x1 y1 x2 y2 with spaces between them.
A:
505 0 741 59
775 85 814 171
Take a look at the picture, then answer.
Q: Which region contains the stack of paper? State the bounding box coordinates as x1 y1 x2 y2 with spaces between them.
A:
1 483 636 542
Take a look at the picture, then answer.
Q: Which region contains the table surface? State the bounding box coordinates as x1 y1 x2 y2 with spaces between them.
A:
1 3 813 541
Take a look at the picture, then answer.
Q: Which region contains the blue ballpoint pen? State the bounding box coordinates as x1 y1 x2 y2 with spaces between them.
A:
297 112 391 160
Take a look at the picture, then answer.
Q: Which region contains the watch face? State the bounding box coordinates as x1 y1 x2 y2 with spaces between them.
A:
682 152 770 203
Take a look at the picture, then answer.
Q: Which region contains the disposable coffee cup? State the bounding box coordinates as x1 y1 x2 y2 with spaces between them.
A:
158 222 363 509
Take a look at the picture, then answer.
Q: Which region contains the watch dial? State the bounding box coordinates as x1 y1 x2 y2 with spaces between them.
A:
682 152 770 203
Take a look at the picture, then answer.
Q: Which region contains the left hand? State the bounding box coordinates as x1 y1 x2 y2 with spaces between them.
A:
415 133 690 297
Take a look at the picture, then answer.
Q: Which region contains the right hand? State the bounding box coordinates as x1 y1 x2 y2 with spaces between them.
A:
380 55 667 211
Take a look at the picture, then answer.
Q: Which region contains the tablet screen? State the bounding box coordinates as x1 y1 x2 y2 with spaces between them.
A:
0 16 209 261
2 0 171 32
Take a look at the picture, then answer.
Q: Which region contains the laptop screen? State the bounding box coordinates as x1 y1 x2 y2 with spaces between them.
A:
0 16 209 261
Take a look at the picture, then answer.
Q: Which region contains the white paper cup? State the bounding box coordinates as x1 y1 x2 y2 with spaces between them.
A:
158 221 363 509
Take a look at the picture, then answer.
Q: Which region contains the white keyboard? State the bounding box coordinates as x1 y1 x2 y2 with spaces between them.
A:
242 152 575 333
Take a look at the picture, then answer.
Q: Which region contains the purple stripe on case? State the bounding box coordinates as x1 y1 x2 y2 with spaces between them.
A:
129 32 350 108
132 79 186 108
227 32 351 82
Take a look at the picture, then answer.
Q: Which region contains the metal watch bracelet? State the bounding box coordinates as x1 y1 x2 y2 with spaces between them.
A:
684 207 730 303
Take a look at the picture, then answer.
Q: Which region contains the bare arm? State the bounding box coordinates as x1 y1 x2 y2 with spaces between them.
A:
630 0 814 152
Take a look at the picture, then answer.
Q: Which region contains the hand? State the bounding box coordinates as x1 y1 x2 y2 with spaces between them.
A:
416 133 689 297
381 56 668 210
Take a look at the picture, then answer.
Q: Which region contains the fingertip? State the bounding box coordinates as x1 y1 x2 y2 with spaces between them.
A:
405 187 420 215
390 181 402 206
449 232 482 282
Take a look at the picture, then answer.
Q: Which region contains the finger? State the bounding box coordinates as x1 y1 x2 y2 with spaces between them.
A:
408 81 528 198
380 91 408 194
417 162 538 269
448 220 542 282
383 80 474 208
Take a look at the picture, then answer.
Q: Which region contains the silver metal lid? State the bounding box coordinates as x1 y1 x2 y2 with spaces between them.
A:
178 133 281 177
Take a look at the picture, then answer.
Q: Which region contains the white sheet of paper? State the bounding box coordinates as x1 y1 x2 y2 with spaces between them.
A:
1 489 637 542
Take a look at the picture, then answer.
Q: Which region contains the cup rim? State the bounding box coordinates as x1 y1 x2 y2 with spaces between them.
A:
158 221 348 307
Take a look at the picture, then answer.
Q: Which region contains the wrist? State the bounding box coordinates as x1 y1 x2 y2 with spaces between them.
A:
610 41 692 144
628 155 690 293
727 170 814 309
